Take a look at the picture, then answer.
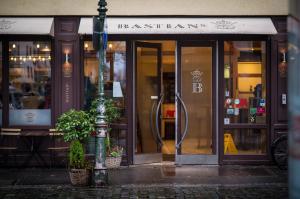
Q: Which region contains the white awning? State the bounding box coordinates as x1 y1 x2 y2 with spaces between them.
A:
0 18 54 36
78 17 277 35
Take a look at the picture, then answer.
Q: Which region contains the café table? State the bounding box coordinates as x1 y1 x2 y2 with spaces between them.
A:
21 131 49 167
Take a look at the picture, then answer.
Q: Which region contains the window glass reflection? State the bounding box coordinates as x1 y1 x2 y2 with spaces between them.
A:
224 41 266 124
224 129 267 155
83 41 126 117
9 41 51 126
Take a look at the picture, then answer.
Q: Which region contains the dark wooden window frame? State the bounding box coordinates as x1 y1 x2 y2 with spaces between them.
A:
0 35 55 130
219 37 271 164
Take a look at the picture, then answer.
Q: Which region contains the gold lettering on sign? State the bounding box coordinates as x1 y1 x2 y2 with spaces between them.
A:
65 83 70 103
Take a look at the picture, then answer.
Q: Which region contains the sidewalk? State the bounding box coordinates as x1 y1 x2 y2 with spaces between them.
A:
0 164 288 198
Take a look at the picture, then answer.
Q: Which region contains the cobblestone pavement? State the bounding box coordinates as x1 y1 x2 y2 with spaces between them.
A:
0 165 288 198
0 184 288 199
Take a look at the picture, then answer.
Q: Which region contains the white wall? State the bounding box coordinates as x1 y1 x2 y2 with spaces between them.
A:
0 0 288 16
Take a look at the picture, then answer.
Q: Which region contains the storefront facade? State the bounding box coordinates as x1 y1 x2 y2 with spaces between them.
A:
0 0 288 166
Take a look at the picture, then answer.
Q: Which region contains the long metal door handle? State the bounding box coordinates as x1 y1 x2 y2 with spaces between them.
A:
155 94 164 146
149 98 158 144
176 92 189 149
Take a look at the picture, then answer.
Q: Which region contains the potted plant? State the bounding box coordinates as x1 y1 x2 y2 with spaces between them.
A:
105 137 123 169
89 98 123 168
56 109 95 186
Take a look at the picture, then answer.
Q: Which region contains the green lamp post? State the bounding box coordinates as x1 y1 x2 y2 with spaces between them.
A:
94 0 108 186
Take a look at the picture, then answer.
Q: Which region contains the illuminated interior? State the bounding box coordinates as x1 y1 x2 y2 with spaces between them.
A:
223 41 267 155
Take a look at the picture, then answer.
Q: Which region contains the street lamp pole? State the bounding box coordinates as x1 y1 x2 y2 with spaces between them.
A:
94 0 108 186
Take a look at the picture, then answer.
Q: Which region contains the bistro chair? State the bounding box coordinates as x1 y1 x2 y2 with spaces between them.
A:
47 129 69 168
0 128 21 167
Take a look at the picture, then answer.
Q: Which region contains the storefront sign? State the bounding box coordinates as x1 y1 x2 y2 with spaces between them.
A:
79 17 277 35
225 91 230 97
0 19 15 30
65 83 70 103
224 118 230 125
227 108 234 115
191 70 203 93
63 63 72 77
234 108 239 116
257 107 266 114
225 98 232 105
234 99 240 105
0 18 54 35
250 108 257 115
9 109 51 126
259 99 266 107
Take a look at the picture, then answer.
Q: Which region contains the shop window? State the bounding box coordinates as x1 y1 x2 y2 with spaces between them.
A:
83 41 126 117
8 41 51 126
224 41 266 124
0 42 2 126
224 129 267 155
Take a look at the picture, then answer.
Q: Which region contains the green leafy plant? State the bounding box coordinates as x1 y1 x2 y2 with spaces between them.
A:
56 109 95 142
89 98 121 125
105 137 123 158
69 140 85 169
108 146 123 158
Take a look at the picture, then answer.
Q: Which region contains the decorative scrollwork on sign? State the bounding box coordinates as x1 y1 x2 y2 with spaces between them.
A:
211 20 237 30
0 19 16 30
191 69 203 93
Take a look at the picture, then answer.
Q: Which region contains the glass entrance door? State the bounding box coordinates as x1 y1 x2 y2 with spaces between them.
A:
176 41 218 164
134 41 163 164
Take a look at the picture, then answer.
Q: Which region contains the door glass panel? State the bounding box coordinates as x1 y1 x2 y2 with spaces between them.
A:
181 47 213 155
136 47 159 154
9 41 51 126
0 42 2 126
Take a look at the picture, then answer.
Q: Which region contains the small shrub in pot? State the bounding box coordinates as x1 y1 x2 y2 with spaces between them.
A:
56 109 95 186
